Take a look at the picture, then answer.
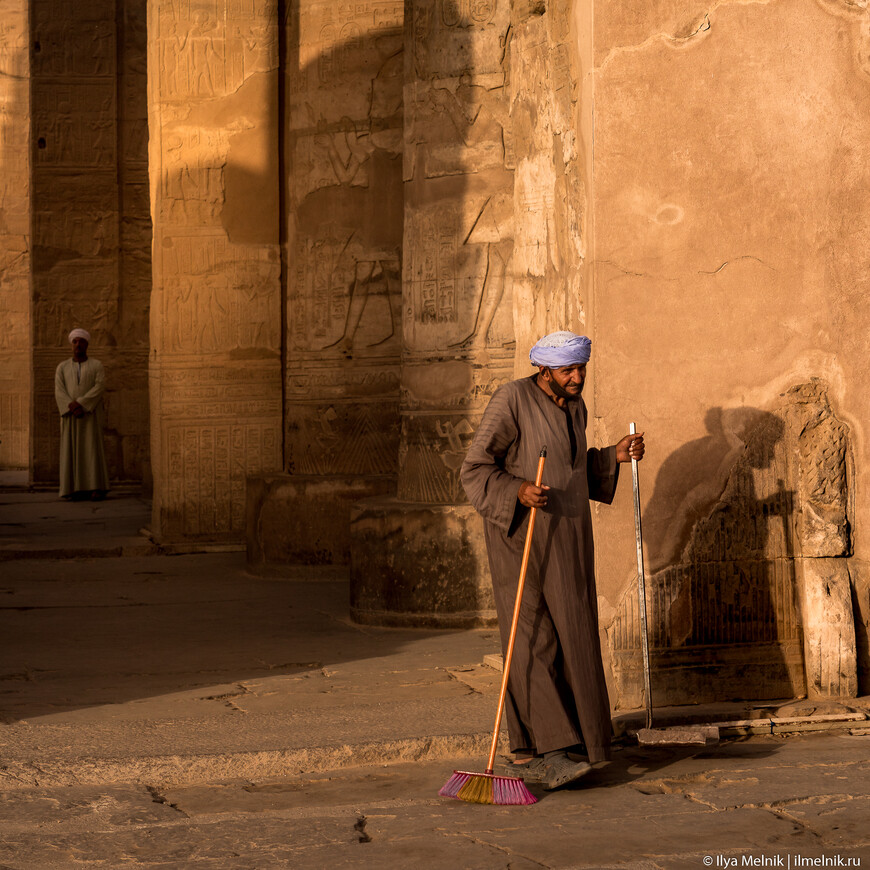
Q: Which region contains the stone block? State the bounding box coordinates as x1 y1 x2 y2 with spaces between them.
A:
799 558 858 699
611 640 806 710
246 474 394 574
349 499 493 628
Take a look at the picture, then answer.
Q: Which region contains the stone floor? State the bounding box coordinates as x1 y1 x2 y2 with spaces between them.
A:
1 491 869 868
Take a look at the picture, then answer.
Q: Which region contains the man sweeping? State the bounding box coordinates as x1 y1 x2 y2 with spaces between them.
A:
55 328 110 501
460 331 644 790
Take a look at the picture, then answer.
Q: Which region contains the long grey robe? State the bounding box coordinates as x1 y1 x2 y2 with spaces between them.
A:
55 358 110 497
460 375 619 762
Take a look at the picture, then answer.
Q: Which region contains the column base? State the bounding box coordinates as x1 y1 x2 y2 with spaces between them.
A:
246 474 395 574
349 498 495 628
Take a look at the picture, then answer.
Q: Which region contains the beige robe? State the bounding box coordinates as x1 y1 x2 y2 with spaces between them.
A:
460 375 619 761
55 358 110 497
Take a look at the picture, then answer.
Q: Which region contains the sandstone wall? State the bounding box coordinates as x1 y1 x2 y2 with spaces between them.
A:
587 0 869 703
0 0 30 470
30 0 152 486
148 0 282 542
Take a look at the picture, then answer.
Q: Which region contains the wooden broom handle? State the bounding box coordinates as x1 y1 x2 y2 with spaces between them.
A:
485 447 547 774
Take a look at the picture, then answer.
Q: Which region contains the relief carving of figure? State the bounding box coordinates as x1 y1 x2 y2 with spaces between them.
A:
296 116 403 356
451 192 514 350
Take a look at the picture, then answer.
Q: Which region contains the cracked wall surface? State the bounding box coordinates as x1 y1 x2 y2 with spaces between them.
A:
589 0 870 701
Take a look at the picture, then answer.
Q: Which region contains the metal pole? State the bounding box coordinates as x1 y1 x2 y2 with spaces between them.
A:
630 422 653 730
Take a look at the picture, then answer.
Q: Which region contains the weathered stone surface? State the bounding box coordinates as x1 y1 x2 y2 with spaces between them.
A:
611 384 856 707
350 499 493 626
0 0 31 472
401 0 514 496
7 739 870 869
636 726 717 746
510 0 589 372
246 473 393 571
4 0 870 701
798 558 858 700
148 0 282 542
283 0 404 500
28 0 152 486
347 0 516 622
590 0 870 702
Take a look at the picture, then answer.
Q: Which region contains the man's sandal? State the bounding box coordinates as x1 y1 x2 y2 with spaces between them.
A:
540 752 592 790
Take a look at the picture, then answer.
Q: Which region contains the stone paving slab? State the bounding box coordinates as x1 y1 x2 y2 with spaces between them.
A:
0 552 503 790
0 491 155 559
2 493 870 868
2 738 869 869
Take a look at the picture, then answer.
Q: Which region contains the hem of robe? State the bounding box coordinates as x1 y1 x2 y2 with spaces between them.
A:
511 735 611 764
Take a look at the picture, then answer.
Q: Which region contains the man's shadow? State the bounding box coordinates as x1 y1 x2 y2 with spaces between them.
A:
628 407 803 705
530 737 780 798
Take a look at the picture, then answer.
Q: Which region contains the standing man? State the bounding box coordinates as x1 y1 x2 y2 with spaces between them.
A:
55 328 110 501
460 331 644 790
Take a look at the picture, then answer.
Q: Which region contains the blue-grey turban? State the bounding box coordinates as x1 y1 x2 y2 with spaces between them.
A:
529 331 592 368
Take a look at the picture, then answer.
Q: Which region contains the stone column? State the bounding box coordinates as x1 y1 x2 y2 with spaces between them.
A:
510 0 590 371
148 0 282 543
247 0 404 572
349 0 515 626
28 0 152 487
116 0 153 485
0 0 30 472
30 0 122 484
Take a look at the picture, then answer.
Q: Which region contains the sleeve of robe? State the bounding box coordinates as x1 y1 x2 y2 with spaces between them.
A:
55 363 74 416
76 361 106 413
587 445 619 504
578 397 620 504
460 385 524 533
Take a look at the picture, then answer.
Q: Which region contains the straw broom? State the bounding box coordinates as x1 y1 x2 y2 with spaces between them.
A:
439 447 547 806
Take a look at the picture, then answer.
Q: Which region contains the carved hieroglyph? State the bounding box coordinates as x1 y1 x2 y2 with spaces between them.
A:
284 0 404 481
399 0 515 503
0 0 31 469
149 0 282 541
30 0 152 485
611 383 855 704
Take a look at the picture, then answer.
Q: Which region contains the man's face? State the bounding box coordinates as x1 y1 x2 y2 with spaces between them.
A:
71 338 88 359
542 364 586 400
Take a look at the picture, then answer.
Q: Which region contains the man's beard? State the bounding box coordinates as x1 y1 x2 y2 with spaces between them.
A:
549 377 583 401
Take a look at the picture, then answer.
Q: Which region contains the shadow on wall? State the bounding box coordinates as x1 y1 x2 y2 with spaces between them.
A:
280 9 406 486
609 381 854 708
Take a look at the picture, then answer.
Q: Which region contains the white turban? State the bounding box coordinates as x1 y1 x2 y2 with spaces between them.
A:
529 331 591 368
68 328 90 344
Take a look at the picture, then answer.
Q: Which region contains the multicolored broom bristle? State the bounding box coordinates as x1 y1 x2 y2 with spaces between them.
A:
439 770 537 805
